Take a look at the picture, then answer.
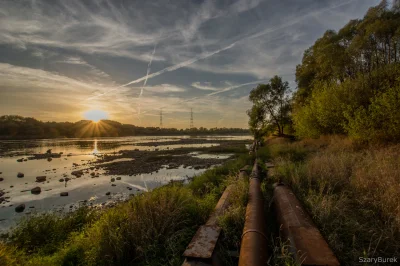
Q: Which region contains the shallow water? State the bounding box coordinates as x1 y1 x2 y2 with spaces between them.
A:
0 135 251 230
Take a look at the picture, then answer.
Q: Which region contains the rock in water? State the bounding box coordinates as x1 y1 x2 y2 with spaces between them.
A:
36 176 47 182
116 177 121 180
0 178 3 182
106 192 111 196
60 192 69 196
59 178 64 182
31 187 41 194
47 157 52 162
111 178 115 182
17 172 24 178
15 204 25 213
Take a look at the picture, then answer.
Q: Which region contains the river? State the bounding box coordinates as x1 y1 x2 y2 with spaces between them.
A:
0 135 251 230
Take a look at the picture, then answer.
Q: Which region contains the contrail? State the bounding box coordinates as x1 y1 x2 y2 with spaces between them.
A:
140 79 267 115
84 0 355 102
206 80 267 97
121 42 236 88
140 43 157 98
140 70 295 115
247 0 356 40
137 43 157 123
84 42 236 101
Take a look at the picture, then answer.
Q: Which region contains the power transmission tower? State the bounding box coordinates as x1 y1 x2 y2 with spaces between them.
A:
190 108 194 129
159 109 163 128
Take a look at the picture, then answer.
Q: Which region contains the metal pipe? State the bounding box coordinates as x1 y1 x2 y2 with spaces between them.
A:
239 165 250 179
238 161 269 266
273 184 340 266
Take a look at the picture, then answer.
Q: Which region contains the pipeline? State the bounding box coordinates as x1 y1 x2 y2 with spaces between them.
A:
273 184 340 266
238 161 269 266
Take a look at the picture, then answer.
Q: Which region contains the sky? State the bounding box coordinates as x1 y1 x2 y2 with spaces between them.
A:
0 0 381 129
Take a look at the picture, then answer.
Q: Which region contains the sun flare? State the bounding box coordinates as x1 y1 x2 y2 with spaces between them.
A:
83 110 108 122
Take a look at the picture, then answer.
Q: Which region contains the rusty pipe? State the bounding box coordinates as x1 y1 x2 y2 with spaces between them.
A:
238 161 269 266
273 184 340 266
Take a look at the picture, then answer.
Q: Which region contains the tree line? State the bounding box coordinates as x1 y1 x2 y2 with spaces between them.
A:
0 115 249 139
248 1 400 143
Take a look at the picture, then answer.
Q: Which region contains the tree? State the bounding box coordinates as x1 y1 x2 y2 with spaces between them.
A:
247 76 291 137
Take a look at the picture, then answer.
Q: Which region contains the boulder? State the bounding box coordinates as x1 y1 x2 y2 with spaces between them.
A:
31 187 41 195
17 172 24 178
15 204 25 213
105 192 111 196
47 157 52 162
36 176 47 182
111 184 116 187
59 178 64 182
71 171 82 177
17 158 24 162
0 178 3 182
111 178 115 182
116 177 121 180
60 192 69 196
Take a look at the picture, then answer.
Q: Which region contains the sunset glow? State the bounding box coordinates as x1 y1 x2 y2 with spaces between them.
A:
83 110 108 122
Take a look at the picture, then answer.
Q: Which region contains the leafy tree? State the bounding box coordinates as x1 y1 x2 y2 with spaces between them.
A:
292 0 400 143
247 76 291 137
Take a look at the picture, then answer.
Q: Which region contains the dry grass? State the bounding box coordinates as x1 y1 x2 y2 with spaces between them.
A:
268 136 400 265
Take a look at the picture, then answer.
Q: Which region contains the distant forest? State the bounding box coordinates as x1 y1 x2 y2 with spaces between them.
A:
0 116 250 139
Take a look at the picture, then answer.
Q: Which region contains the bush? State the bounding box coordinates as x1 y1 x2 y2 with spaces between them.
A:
346 85 400 143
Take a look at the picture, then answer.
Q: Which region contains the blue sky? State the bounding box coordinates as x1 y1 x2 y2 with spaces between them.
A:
0 0 380 128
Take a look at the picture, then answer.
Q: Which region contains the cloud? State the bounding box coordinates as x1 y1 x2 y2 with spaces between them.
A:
0 0 379 128
144 84 186 93
191 82 220 91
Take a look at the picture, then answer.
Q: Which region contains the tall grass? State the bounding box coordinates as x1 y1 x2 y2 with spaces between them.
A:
268 136 400 265
1 151 252 266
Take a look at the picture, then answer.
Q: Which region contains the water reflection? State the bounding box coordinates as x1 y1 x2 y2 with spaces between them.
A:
92 139 99 155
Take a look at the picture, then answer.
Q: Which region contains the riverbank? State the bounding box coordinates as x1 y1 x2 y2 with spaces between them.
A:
0 143 253 265
0 136 251 232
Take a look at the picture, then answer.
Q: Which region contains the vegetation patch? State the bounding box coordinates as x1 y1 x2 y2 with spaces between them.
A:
263 136 400 265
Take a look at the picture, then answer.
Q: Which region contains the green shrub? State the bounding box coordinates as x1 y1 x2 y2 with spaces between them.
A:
6 206 96 255
346 85 400 143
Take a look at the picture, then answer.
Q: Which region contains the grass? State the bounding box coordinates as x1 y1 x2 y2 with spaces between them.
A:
0 150 252 266
263 135 400 265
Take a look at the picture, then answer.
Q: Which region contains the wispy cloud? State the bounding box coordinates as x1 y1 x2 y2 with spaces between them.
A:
0 0 379 127
191 82 220 91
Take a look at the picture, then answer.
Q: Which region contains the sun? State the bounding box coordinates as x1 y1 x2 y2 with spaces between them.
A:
83 110 108 122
